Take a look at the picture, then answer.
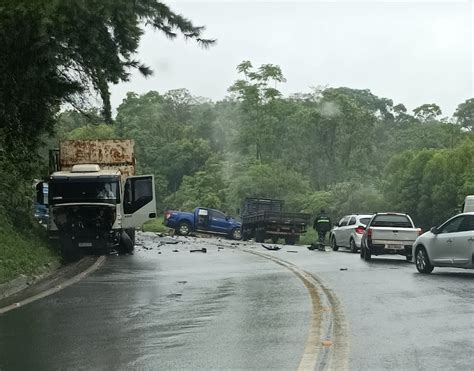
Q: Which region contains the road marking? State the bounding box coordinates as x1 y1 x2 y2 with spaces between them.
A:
243 249 349 371
0 256 106 315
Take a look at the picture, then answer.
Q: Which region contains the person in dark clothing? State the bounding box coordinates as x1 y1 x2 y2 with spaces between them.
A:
313 209 332 247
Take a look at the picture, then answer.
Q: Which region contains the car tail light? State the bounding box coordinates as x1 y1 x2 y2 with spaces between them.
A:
165 211 172 220
367 228 373 239
417 228 423 236
355 226 365 234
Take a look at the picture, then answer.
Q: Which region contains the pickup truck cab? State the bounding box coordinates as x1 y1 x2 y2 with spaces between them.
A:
164 207 242 240
360 212 421 261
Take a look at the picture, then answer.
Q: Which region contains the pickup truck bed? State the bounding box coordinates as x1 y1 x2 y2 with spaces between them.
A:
361 213 420 261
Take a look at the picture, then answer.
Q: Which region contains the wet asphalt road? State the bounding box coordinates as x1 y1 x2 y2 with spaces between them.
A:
0 233 473 370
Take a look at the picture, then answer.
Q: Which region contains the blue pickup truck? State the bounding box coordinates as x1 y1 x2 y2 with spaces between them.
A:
164 207 242 240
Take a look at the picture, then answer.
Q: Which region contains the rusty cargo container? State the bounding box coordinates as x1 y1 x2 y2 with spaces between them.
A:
51 139 135 177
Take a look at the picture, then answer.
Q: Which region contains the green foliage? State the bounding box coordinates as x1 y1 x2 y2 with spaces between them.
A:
164 162 228 211
142 217 169 233
454 98 474 131
383 140 474 228
0 216 59 284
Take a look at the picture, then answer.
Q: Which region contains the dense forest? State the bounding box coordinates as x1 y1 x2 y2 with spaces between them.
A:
50 61 474 230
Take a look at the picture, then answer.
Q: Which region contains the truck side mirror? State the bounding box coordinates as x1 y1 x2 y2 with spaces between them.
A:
36 182 48 205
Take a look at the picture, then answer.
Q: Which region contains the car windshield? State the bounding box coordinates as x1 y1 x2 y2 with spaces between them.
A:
371 215 412 228
49 180 120 205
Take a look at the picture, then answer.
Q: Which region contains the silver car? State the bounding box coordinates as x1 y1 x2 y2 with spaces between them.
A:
330 214 373 253
413 212 474 273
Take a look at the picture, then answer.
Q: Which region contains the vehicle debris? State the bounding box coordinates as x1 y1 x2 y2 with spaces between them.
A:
339 268 348 271
262 244 281 251
172 249 179 252
286 250 298 253
190 248 207 253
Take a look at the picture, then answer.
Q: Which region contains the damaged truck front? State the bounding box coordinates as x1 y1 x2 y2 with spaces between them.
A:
36 140 156 260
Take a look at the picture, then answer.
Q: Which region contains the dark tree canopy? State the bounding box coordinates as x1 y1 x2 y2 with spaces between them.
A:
0 0 214 152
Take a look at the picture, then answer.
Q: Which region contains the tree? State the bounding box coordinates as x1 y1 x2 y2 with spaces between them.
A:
0 0 214 153
454 98 474 131
413 104 442 122
228 61 286 161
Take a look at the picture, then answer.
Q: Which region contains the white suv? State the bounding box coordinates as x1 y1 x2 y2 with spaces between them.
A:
330 214 373 253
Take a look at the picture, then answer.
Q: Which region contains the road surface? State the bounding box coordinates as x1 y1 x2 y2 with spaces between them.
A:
0 233 472 370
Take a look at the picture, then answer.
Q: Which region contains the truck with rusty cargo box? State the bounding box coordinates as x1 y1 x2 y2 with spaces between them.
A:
241 198 311 245
36 139 157 260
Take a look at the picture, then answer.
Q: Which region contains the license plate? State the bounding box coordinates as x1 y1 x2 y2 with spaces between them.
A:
78 242 92 247
386 244 403 250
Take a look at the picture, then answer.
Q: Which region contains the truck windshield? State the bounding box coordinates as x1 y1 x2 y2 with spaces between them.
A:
371 215 412 228
49 180 120 205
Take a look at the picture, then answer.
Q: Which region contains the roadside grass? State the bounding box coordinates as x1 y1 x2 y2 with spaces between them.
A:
299 229 316 245
142 216 169 234
0 222 59 284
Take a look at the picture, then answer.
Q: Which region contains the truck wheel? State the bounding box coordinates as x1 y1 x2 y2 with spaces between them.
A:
331 237 339 251
255 229 265 243
177 221 191 236
61 246 80 262
350 238 357 253
415 247 434 273
285 236 296 245
364 246 372 261
119 231 134 254
126 228 136 246
231 228 242 240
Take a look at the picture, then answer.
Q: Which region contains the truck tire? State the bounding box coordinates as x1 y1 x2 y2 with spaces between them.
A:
363 246 372 261
126 228 136 246
59 237 84 263
255 229 265 243
231 228 242 240
285 236 296 245
177 221 191 236
119 230 134 254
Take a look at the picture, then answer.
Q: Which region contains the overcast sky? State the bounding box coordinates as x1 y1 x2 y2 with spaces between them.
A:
110 0 473 116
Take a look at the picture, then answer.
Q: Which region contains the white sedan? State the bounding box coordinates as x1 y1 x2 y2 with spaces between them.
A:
413 212 474 273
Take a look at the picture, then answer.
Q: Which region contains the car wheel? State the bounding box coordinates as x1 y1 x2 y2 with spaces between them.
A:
331 237 339 251
231 227 242 240
177 221 191 236
415 247 434 274
350 238 357 253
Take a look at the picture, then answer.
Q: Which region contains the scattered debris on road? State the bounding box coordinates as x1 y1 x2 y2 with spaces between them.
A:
339 268 348 271
286 250 298 253
190 248 207 253
172 249 179 252
262 244 281 251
